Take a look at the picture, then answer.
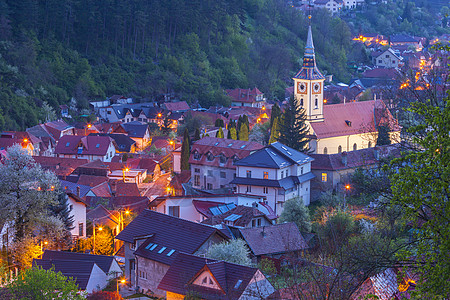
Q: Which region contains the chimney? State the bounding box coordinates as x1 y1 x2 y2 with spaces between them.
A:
374 147 380 160
341 152 348 167
76 186 80 197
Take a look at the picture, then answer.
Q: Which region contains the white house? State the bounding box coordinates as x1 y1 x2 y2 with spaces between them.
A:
371 48 403 69
67 192 87 239
230 142 315 216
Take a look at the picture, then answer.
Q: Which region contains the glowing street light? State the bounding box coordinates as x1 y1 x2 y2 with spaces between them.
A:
344 184 350 209
117 277 126 294
122 167 130 182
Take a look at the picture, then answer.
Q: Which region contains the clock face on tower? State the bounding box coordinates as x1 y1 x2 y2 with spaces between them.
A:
297 82 307 94
313 82 321 94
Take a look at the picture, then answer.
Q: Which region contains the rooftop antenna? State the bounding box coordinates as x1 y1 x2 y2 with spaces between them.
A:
308 0 312 26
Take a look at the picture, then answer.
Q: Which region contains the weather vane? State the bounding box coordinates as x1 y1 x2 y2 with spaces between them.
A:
308 0 312 25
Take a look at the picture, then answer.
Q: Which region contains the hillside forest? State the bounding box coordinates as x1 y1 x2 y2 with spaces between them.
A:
0 0 448 130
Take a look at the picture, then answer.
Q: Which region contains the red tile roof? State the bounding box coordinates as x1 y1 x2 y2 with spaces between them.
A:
89 181 112 197
362 68 399 79
225 87 263 103
55 135 115 156
158 252 260 299
110 181 141 197
77 175 108 187
33 156 89 177
163 101 190 112
189 137 263 169
239 222 308 256
309 100 399 139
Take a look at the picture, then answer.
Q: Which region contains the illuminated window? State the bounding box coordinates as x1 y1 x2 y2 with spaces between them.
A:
321 173 327 182
263 172 268 179
246 170 252 178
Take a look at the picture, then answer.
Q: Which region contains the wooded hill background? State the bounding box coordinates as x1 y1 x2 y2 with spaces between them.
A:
0 0 447 130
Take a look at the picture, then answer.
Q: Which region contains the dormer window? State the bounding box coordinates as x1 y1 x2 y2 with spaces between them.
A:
219 154 227 164
233 155 239 164
193 151 201 160
207 152 214 161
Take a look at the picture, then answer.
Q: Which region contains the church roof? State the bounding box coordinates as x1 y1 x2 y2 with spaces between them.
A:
293 26 325 81
309 100 399 139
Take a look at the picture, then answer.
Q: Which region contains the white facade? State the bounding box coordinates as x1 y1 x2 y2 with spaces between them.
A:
108 169 148 184
85 263 108 293
56 142 116 162
68 194 87 238
372 49 402 69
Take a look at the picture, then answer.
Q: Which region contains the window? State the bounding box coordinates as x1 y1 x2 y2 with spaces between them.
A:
168 206 180 218
300 98 304 106
263 172 268 179
246 170 252 178
194 168 200 173
378 59 382 63
315 98 318 109
252 219 256 227
286 169 289 176
323 147 328 154
233 155 239 163
392 60 395 64
219 154 226 164
338 145 342 153
322 173 327 182
207 183 213 190
194 175 200 186
79 223 84 236
207 152 214 161
246 185 252 192
193 151 201 160
353 143 357 151
368 141 372 148
386 54 390 58
158 247 167 254
257 218 261 227
301 167 304 175
263 187 268 194
220 171 226 179
281 171 284 178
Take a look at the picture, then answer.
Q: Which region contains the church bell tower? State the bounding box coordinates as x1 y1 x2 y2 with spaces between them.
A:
293 25 325 123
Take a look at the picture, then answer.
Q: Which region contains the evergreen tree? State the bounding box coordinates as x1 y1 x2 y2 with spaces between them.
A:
216 127 224 138
242 114 249 131
194 128 201 141
181 128 190 171
270 103 281 128
227 127 232 139
215 118 224 128
51 191 75 233
279 197 311 233
278 96 310 152
376 125 391 146
161 116 172 135
269 117 280 144
236 116 243 135
229 127 237 140
238 123 249 141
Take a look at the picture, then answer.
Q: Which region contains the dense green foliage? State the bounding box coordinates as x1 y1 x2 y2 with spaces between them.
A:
279 197 311 232
181 128 190 170
0 0 356 131
278 96 309 152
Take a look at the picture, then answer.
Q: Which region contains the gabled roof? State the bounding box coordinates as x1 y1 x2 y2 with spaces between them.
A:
362 68 399 79
86 205 119 228
44 120 74 139
225 88 264 103
234 142 313 169
158 252 261 299
89 181 112 197
309 100 399 139
77 175 108 187
90 133 136 152
390 34 418 44
163 101 190 112
54 135 115 156
116 210 227 261
33 156 89 177
60 180 91 198
41 250 117 274
239 222 308 256
32 259 97 290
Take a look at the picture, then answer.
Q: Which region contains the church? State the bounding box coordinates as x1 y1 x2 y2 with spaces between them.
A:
293 26 400 154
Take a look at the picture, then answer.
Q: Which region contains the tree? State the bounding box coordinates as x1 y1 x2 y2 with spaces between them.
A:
215 118 224 128
193 128 201 141
6 267 84 300
206 239 251 266
238 122 249 141
270 103 281 128
181 128 190 171
41 101 57 123
93 226 114 255
10 236 42 269
161 116 172 135
49 191 75 249
278 97 310 152
318 210 358 254
279 197 311 232
0 145 61 241
376 124 391 146
228 127 237 140
268 117 280 144
389 96 450 297
215 127 224 138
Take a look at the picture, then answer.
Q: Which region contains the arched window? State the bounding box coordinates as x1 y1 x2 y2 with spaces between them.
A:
368 141 372 148
353 143 357 151
338 145 342 153
300 98 304 106
323 147 328 154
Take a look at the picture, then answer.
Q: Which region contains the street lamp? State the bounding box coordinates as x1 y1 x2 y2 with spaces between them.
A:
122 167 130 182
117 277 126 294
85 124 92 136
118 208 131 232
344 184 350 209
93 223 103 255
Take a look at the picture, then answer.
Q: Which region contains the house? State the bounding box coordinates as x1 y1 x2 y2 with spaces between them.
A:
122 121 151 150
99 103 164 125
230 142 315 215
114 209 228 294
54 135 117 162
60 180 92 198
149 193 268 223
90 133 137 153
86 205 120 235
371 48 403 69
225 87 265 108
171 146 181 174
314 0 343 14
238 222 309 263
33 259 107 293
42 250 122 280
158 252 275 300
293 25 400 155
108 168 147 184
390 34 422 51
310 144 401 190
0 131 40 156
201 205 275 228
169 170 191 195
162 101 190 113
33 156 89 178
189 137 263 190
66 192 87 239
